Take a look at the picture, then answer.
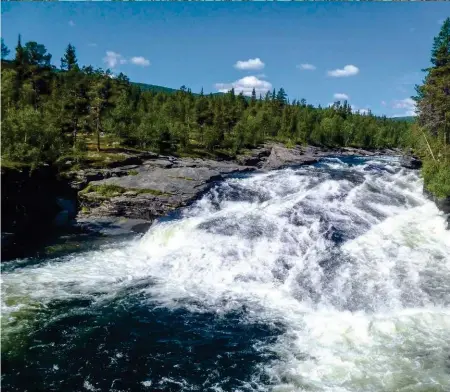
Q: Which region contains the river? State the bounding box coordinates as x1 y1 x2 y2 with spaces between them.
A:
2 156 450 391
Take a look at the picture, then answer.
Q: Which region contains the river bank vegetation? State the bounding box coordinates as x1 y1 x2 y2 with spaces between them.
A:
1 18 449 198
411 18 450 198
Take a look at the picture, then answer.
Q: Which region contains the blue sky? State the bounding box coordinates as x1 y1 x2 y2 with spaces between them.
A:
2 2 449 117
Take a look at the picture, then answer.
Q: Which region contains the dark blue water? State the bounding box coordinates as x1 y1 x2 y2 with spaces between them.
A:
2 292 282 392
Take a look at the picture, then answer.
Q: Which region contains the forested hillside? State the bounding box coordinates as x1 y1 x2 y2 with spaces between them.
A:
1 36 411 171
411 17 450 198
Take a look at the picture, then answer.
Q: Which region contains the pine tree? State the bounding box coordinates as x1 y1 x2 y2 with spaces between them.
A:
1 38 10 59
251 88 257 105
13 35 26 104
60 44 78 71
88 70 114 151
276 88 287 106
414 17 450 142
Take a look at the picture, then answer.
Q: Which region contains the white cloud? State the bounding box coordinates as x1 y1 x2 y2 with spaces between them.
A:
392 98 417 117
88 43 97 47
215 75 272 96
297 63 316 71
392 97 415 109
69 20 75 27
234 58 265 71
103 51 127 68
333 93 349 100
327 65 359 77
130 56 151 67
350 104 370 114
381 100 387 106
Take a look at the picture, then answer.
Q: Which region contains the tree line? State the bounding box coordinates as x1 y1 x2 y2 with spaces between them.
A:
1 36 411 170
412 17 450 198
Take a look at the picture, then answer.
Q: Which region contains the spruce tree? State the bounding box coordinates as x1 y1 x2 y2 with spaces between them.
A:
1 38 10 59
414 17 450 142
60 44 78 71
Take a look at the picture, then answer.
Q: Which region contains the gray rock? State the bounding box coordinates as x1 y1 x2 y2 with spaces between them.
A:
78 157 255 221
236 147 271 167
76 216 153 236
263 144 318 170
400 155 422 169
74 145 409 228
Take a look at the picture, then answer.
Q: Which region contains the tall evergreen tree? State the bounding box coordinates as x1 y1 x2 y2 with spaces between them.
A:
414 17 450 142
1 38 10 59
60 44 78 71
251 88 257 104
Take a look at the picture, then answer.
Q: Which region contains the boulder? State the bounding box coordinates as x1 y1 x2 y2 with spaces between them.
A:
263 144 318 170
400 155 422 169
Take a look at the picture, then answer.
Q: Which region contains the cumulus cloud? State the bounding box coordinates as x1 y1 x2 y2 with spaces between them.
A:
327 65 359 77
69 20 75 27
103 51 127 68
130 56 151 67
350 104 370 114
297 63 316 71
333 93 349 100
234 58 265 71
392 97 417 116
103 52 151 69
215 75 272 96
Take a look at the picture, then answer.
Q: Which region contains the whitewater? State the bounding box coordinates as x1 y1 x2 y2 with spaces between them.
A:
2 156 450 391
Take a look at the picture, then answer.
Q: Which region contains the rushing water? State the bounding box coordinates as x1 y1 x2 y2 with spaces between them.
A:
2 156 450 392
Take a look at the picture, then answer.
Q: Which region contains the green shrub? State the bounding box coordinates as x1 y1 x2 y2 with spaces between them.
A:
422 160 450 198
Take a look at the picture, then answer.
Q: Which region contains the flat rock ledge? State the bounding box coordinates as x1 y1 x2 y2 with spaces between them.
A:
74 143 404 225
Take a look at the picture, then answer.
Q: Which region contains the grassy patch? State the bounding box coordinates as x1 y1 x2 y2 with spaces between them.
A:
284 139 296 149
1 159 30 171
128 169 139 176
168 175 194 181
79 184 126 198
79 184 171 198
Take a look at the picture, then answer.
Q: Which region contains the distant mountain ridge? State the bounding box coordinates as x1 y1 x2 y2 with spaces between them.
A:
391 116 415 122
131 82 224 96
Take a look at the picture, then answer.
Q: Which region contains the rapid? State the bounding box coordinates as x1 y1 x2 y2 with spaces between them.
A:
2 156 450 391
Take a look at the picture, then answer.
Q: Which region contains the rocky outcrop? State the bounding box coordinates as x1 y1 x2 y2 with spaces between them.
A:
263 145 318 169
76 144 406 222
78 157 254 220
400 155 422 169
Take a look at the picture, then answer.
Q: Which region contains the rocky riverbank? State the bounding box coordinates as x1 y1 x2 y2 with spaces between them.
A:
72 144 401 222
1 143 435 260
